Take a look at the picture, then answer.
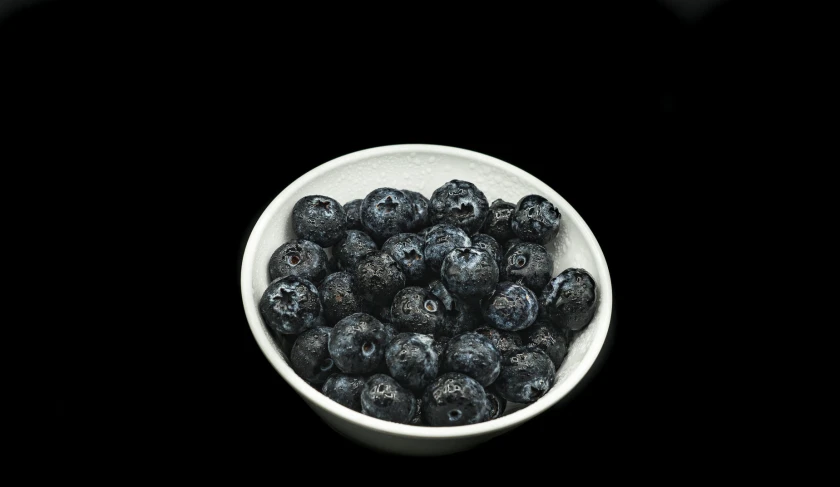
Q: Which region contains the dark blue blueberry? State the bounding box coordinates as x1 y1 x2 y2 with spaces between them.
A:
423 224 471 274
428 180 490 235
427 279 455 311
432 336 450 358
484 388 507 420
382 233 426 282
292 195 347 247
422 372 490 426
441 332 501 387
290 326 335 385
334 230 378 272
502 242 554 293
481 282 539 331
318 272 362 325
362 303 393 325
402 189 430 233
511 194 561 245
539 268 597 332
259 276 321 335
327 313 388 374
361 374 417 424
495 350 555 403
389 286 445 336
360 188 414 244
410 397 424 425
503 238 522 255
268 239 328 284
521 320 567 369
353 252 405 306
440 247 499 299
481 199 516 243
385 333 439 392
322 374 366 412
475 326 525 358
471 234 503 269
343 199 363 231
436 295 481 338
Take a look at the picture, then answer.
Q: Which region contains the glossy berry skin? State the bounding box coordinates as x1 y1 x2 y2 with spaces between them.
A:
343 199 363 231
422 372 491 426
334 230 378 272
354 252 406 306
440 247 499 300
471 234 503 269
390 286 445 336
290 327 335 385
382 233 426 282
361 374 417 424
423 224 472 274
539 268 597 332
402 189 430 233
318 272 361 325
268 239 328 284
485 388 507 420
521 321 568 369
292 195 347 247
327 313 389 374
495 350 555 403
511 194 561 245
441 332 501 387
481 199 516 243
385 333 439 392
502 242 554 293
322 374 366 412
475 326 524 358
259 276 321 335
428 180 490 235
481 282 539 332
360 188 414 244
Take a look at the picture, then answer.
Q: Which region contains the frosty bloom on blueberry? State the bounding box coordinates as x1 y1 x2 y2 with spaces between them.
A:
292 195 347 247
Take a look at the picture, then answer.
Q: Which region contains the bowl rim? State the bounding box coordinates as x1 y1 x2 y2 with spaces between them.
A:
241 144 612 439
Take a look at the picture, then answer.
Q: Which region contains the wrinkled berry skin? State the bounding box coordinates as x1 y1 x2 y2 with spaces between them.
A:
511 194 561 245
422 372 491 426
441 247 499 299
423 224 472 274
382 233 426 282
268 239 328 284
471 234 503 269
402 189 430 233
259 276 321 335
354 252 406 306
322 374 366 412
482 199 516 243
290 327 335 385
495 350 555 403
475 326 524 358
343 199 363 231
292 195 347 247
521 321 568 369
441 332 501 387
481 282 539 331
428 180 490 235
390 286 445 335
360 188 414 244
361 374 417 424
485 388 507 420
539 268 597 332
436 295 481 338
327 313 388 374
502 242 554 293
385 333 439 392
334 230 378 272
318 272 361 325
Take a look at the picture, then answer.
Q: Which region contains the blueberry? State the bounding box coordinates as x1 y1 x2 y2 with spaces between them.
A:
503 238 522 255
318 272 361 325
382 322 398 346
427 279 456 311
539 268 597 332
362 302 394 325
485 388 507 420
502 242 554 293
423 224 471 274
322 374 366 412
382 233 426 282
361 374 417 424
353 252 406 306
428 180 490 235
290 327 335 385
343 199 363 231
481 282 539 332
268 239 328 284
390 286 445 336
432 336 450 358
511 194 561 245
521 321 568 369
494 350 555 403
422 372 490 426
328 313 388 374
385 333 439 392
259 276 321 335
441 332 501 387
334 230 378 272
440 247 499 300
436 295 481 338
402 189 430 232
292 195 347 247
471 234 503 269
410 397 424 425
475 326 524 358
360 188 414 244
481 199 516 243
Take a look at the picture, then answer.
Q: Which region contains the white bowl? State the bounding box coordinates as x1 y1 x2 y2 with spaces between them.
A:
240 144 612 456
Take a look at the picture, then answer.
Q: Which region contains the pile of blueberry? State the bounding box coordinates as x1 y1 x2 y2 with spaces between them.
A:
259 181 597 426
